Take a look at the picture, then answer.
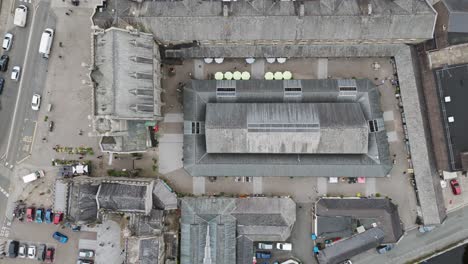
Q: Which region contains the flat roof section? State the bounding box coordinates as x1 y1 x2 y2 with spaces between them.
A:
205 103 369 154
434 64 468 170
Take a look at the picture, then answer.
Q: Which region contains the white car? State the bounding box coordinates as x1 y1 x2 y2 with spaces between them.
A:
2 33 13 51
11 66 20 81
257 243 273 250
18 244 27 258
27 245 36 259
31 94 41 110
276 242 292 251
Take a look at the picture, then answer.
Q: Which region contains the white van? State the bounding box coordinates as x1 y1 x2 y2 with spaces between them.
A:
38 28 54 58
22 170 44 183
14 5 28 27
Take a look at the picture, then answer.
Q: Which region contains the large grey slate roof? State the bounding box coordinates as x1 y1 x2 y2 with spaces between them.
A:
105 0 435 43
180 197 296 264
97 182 152 213
443 0 468 33
317 227 385 264
184 79 392 177
205 103 368 154
315 198 404 244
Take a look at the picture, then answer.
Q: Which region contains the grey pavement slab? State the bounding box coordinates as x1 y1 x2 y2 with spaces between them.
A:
383 111 395 121
253 176 262 194
163 113 183 123
193 59 204 79
365 178 376 196
317 177 327 196
96 219 124 264
158 134 183 174
251 59 265 79
317 58 328 78
192 176 205 195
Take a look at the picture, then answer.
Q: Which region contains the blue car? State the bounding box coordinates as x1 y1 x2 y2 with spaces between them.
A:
35 208 43 223
52 232 68 243
255 251 271 259
45 209 53 224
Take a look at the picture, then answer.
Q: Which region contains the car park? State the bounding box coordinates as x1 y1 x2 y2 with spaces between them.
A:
258 242 273 250
450 179 462 195
31 94 41 110
37 244 46 261
276 242 292 251
255 251 272 259
18 243 26 258
45 209 53 223
53 231 68 243
36 208 44 223
0 78 4 94
0 55 9 71
11 66 20 81
45 247 54 263
79 249 95 258
53 212 63 224
3 33 13 51
8 240 19 258
27 245 36 259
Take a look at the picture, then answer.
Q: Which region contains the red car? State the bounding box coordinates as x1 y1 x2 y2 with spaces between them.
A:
26 207 35 222
451 179 462 195
45 247 54 263
53 212 62 225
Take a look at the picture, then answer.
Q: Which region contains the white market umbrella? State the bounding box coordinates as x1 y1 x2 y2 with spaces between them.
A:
241 71 251 80
266 58 276 64
204 58 214 64
214 72 224 80
224 71 233 80
233 71 242 80
264 72 274 80
274 71 283 80
245 57 255 64
214 58 224 64
283 71 292 80
277 57 287 64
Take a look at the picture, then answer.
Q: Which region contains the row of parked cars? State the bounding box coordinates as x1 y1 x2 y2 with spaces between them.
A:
26 207 63 224
77 249 95 264
256 242 293 261
8 241 54 262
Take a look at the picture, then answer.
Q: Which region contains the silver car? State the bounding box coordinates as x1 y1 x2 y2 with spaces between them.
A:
2 33 13 51
31 94 41 110
11 66 20 81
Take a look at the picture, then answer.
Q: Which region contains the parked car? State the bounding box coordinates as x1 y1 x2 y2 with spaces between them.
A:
35 208 43 223
37 244 46 261
0 55 9 72
0 77 4 94
45 209 53 223
77 260 94 264
8 240 19 258
31 94 41 110
53 212 62 224
3 33 13 51
257 242 273 250
18 243 26 258
255 251 271 259
339 260 353 264
10 66 20 81
26 207 35 222
78 249 95 258
377 244 394 254
450 179 462 195
27 245 36 259
52 231 68 243
276 242 292 251
45 247 54 263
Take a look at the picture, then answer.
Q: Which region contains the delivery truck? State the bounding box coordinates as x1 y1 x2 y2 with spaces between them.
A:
22 170 44 183
14 5 28 27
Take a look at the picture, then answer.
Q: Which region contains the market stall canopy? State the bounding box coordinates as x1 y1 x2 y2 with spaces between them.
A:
274 71 283 80
214 72 223 80
241 71 251 80
224 71 233 80
245 57 255 64
277 57 287 64
204 58 214 64
214 57 224 64
264 72 274 80
283 71 292 80
266 57 276 64
233 71 242 80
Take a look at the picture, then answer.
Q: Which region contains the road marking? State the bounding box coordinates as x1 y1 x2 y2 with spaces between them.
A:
0 185 9 198
4 4 39 161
